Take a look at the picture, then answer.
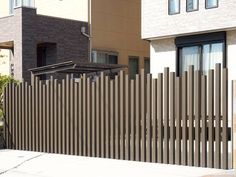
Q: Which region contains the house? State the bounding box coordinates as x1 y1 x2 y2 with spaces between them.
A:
141 0 236 168
0 0 89 82
91 0 150 79
0 0 150 81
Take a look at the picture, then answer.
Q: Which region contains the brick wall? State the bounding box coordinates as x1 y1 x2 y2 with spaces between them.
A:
0 7 89 82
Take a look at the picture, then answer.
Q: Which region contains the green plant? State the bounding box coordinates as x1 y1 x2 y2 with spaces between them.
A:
0 75 18 120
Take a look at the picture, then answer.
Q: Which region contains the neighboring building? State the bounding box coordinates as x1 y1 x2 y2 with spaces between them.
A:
0 0 89 82
0 0 149 81
91 0 150 79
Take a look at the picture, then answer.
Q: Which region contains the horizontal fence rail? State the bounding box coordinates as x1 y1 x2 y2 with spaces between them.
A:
3 64 230 169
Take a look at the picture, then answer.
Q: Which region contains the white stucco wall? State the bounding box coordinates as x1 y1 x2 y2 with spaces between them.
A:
35 0 88 22
150 38 176 78
142 0 236 40
150 30 236 126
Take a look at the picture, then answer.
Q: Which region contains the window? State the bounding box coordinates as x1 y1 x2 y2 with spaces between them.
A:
176 32 226 76
9 0 35 13
129 56 139 79
144 57 150 75
206 0 218 9
186 0 198 12
168 0 180 15
92 51 118 64
9 0 14 14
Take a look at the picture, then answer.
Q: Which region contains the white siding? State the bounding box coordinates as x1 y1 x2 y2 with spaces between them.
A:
150 38 176 78
142 0 236 39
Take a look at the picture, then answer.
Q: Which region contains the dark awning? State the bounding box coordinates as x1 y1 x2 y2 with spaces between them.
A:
29 61 127 76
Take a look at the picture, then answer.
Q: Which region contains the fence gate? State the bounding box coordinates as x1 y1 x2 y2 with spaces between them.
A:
3 64 230 169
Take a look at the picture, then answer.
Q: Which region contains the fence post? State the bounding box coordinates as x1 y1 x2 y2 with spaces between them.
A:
232 80 236 169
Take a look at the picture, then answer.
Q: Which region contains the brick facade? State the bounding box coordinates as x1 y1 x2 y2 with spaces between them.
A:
0 7 89 82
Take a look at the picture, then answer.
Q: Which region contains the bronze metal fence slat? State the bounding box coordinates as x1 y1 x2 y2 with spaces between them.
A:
110 80 115 159
35 77 39 152
28 86 32 150
96 76 101 157
120 71 125 160
175 77 181 165
5 84 9 149
201 75 207 167
18 83 22 150
135 74 140 161
125 75 130 160
11 83 15 149
188 66 194 166
42 84 47 152
130 80 135 161
62 79 66 154
208 70 214 168
54 80 58 154
22 82 26 150
65 75 70 154
74 82 79 155
152 79 157 163
31 78 35 151
78 78 83 156
182 72 187 166
50 77 55 153
8 83 12 149
222 68 228 169
105 76 110 158
194 71 201 167
87 77 92 156
83 74 87 156
164 68 169 164
215 64 221 169
157 73 163 163
91 82 96 157
39 81 43 152
170 72 175 164
58 83 62 154
15 85 19 149
3 85 7 149
146 74 152 162
101 73 105 158
46 80 50 153
141 69 146 162
70 79 75 155
115 75 120 159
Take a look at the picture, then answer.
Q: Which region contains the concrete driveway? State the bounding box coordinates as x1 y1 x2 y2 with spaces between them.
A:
0 150 235 177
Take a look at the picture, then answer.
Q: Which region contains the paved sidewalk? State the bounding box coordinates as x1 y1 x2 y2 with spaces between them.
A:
0 150 235 177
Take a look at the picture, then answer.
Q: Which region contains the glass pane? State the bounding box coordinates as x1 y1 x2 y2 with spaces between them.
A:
144 58 150 75
206 0 218 8
15 0 22 7
9 0 14 14
108 55 118 64
202 43 223 74
187 0 198 11
129 57 139 79
169 0 179 14
180 46 200 74
92 51 106 64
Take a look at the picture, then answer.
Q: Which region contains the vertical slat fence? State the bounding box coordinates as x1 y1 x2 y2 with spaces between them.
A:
3 65 230 169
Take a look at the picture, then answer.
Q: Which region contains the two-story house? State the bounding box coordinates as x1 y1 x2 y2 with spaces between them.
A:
0 0 150 81
142 0 236 166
